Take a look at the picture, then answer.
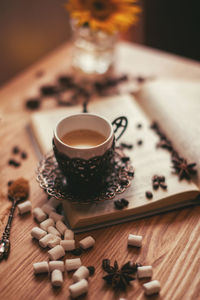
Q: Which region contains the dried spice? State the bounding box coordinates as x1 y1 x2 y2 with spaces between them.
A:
121 156 130 163
150 121 198 181
82 101 88 113
87 266 95 276
172 157 197 180
102 260 138 290
25 98 41 110
8 178 29 200
145 191 153 199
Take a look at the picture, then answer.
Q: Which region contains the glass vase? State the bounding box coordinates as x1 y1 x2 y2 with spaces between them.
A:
71 23 118 74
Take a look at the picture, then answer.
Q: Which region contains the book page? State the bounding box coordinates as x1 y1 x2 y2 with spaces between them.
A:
30 94 199 229
138 79 200 187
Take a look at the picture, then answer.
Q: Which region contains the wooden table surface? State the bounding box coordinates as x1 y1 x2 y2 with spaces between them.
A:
0 41 200 300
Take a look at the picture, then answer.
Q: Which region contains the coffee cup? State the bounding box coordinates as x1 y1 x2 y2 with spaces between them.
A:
53 113 127 190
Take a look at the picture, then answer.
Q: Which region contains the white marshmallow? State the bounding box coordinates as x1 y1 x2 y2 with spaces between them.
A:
48 245 65 260
41 204 55 215
47 236 61 248
49 261 65 272
69 279 88 298
49 212 64 222
51 269 63 287
143 280 161 295
33 207 47 223
17 201 32 215
56 220 68 235
47 226 61 237
138 266 153 278
79 236 95 250
33 261 49 274
65 258 82 271
39 234 55 248
128 234 142 247
40 218 54 231
73 266 89 282
48 197 61 208
31 227 47 240
64 229 74 240
60 240 75 251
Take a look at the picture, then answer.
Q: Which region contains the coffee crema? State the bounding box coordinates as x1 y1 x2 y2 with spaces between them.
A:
61 129 106 149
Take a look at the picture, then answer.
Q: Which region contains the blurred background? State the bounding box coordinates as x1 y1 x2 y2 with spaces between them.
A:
0 0 199 86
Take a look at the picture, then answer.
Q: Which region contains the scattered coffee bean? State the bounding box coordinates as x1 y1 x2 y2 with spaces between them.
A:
160 183 167 189
87 266 95 276
7 180 13 186
120 143 133 149
21 152 28 159
40 85 59 96
121 156 130 163
12 146 20 154
8 159 21 167
145 191 153 199
121 198 129 207
114 198 129 209
71 248 83 256
137 140 143 146
153 181 159 190
136 123 142 129
25 98 41 110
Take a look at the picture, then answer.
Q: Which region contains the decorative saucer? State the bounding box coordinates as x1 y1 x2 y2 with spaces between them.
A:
36 148 134 204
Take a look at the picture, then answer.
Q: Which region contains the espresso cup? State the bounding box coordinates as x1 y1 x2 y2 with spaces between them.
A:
53 113 127 190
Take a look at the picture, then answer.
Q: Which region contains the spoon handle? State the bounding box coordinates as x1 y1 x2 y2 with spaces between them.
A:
0 200 17 261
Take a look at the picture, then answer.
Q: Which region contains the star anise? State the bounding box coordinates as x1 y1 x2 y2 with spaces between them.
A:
172 157 197 180
102 260 139 290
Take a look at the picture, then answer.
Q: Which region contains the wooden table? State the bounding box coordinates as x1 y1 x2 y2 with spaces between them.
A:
0 41 200 300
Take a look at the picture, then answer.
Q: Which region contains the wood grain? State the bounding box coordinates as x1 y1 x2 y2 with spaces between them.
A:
0 41 200 300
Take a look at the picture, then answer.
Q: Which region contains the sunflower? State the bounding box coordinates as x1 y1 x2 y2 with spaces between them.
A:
65 0 141 34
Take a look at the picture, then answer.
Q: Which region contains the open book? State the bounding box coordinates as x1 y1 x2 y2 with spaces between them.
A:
31 79 200 232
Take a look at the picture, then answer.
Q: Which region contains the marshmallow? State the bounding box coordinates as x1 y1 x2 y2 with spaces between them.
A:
40 218 54 231
39 233 55 248
17 201 32 215
64 229 74 240
48 245 65 260
49 261 65 272
79 236 95 250
73 266 89 282
33 261 49 274
128 234 142 247
56 220 68 235
60 240 75 251
47 236 61 248
143 280 161 295
47 226 61 237
31 227 47 240
41 204 55 215
65 258 82 272
138 266 153 278
33 207 47 223
51 269 63 287
49 212 64 222
69 279 88 298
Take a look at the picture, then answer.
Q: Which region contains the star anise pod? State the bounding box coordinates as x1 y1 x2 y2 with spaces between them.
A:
102 260 139 290
172 157 197 180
